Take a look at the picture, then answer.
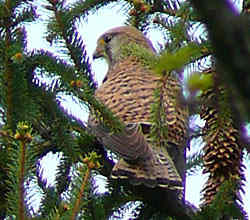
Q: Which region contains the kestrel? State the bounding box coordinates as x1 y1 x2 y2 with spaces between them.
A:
89 26 188 190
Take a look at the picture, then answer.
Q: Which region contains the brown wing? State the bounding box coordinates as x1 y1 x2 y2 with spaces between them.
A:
95 56 188 147
91 56 188 189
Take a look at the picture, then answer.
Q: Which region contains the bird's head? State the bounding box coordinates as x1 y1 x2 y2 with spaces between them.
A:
93 26 155 66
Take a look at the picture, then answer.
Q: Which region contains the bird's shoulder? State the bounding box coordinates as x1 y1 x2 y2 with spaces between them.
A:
95 56 160 96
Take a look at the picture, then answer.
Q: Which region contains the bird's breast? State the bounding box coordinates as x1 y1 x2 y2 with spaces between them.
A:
95 64 158 124
94 58 189 146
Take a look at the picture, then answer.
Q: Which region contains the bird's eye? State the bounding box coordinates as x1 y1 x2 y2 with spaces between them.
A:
103 34 112 43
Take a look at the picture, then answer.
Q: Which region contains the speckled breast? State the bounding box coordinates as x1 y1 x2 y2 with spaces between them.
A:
95 57 158 123
95 57 188 146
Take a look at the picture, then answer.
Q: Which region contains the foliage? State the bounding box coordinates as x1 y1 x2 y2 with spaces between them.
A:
0 0 248 219
154 43 202 75
194 179 247 220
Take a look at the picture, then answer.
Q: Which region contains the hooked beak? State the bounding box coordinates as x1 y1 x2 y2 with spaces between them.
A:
93 40 105 59
93 48 104 59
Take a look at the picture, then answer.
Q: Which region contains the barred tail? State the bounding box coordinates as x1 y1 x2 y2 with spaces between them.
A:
111 147 183 191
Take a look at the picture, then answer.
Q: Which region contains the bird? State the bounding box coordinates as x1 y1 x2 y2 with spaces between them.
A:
88 26 188 191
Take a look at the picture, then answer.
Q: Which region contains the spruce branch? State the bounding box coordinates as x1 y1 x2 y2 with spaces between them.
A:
29 50 76 87
70 152 101 220
67 0 119 22
150 77 168 148
11 4 38 28
70 166 90 220
18 141 25 220
0 0 39 131
3 1 14 129
46 0 96 90
190 0 250 121
197 179 247 219
54 156 72 195
6 122 33 219
186 151 203 176
14 122 32 220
